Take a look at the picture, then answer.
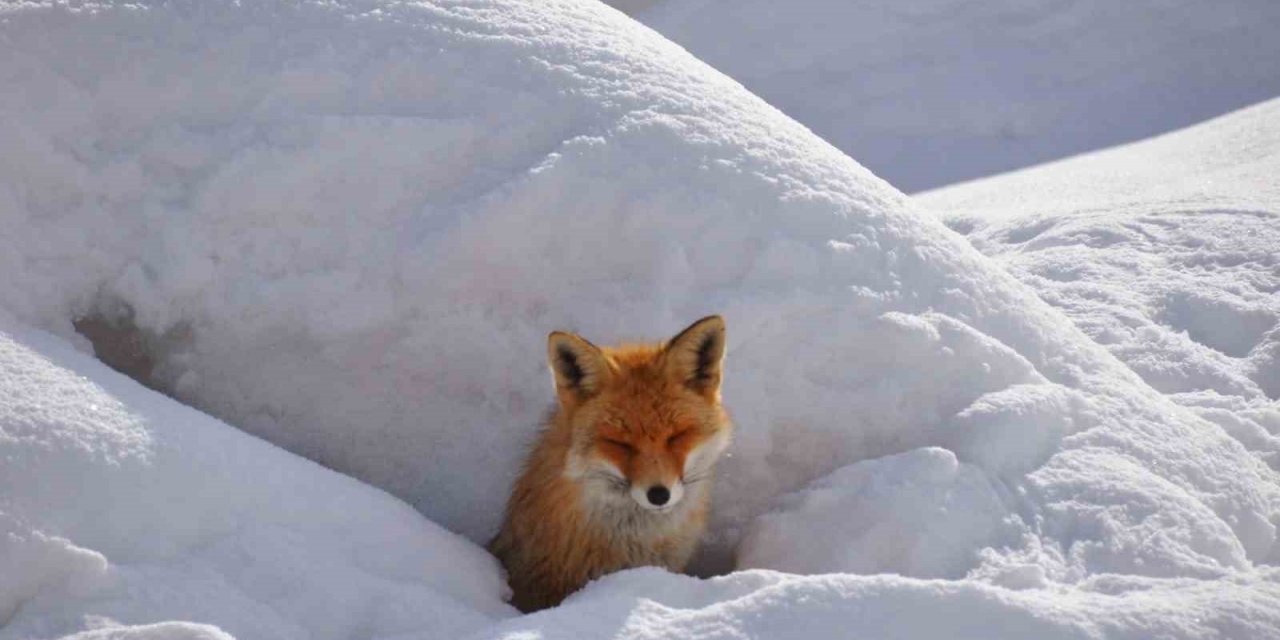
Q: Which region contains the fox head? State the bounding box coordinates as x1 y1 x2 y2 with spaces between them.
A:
548 316 732 513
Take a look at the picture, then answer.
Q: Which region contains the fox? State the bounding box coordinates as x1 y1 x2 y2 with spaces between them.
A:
489 315 733 612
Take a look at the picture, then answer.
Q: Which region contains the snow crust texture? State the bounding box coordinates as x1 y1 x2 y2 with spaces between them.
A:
609 0 1280 191
922 99 1280 476
477 568 1280 640
1 0 1278 637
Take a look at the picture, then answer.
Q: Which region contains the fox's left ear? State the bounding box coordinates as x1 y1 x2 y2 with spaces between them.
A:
663 315 726 398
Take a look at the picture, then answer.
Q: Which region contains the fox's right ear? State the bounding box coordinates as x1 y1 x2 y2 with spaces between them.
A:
547 331 612 405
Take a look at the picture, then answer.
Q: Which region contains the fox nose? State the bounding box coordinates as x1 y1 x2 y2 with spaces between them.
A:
646 485 670 506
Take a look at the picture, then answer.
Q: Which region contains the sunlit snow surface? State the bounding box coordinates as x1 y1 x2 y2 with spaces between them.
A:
922 99 1280 475
1 0 1277 637
0 315 512 639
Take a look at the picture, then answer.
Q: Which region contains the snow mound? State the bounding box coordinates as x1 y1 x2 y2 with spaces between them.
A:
607 0 1280 191
1 0 1278 635
739 448 1018 580
0 317 510 638
476 567 1280 639
921 98 1280 473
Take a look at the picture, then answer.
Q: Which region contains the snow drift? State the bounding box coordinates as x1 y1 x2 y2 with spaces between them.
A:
921 98 1280 475
607 0 1280 191
0 314 511 639
473 567 1280 639
1 0 1278 636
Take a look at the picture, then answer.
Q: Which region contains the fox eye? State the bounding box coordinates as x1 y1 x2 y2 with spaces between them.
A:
666 430 690 447
601 438 636 455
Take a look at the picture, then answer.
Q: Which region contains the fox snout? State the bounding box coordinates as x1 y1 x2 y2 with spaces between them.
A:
645 485 670 506
587 446 689 510
631 480 684 510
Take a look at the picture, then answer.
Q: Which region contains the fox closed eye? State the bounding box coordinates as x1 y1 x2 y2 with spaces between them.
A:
601 438 636 454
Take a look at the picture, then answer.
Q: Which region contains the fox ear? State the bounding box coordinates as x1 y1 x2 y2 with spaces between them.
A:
663 315 726 398
547 331 612 403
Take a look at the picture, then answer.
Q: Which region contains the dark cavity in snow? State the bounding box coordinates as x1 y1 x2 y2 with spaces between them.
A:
73 298 190 397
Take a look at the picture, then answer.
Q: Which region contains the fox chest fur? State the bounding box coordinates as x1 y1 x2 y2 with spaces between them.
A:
489 316 732 612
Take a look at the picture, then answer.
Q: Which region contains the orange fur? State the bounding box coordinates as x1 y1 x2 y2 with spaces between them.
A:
489 316 732 612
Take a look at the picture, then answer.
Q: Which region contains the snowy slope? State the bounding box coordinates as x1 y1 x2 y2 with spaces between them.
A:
475 568 1280 639
606 0 1280 191
0 313 512 639
1 0 1278 637
920 97 1280 473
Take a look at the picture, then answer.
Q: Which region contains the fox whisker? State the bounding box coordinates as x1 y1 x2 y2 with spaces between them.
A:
586 470 629 492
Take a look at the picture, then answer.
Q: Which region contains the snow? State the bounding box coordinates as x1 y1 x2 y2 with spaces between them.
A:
606 0 1280 191
1 0 1278 637
474 568 1280 640
61 624 235 640
738 447 1018 580
0 315 511 638
920 98 1280 476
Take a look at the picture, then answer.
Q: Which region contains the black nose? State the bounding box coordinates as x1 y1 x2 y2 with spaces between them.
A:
646 486 670 506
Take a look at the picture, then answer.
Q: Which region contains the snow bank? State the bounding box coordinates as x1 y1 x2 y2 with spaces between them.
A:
607 0 1280 190
921 98 1280 475
2 0 1278 636
0 316 511 638
476 567 1280 639
738 448 1018 579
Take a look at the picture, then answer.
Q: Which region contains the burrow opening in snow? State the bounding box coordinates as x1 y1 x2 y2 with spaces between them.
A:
73 297 192 399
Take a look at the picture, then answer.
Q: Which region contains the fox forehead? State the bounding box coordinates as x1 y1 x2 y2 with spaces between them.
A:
567 343 712 433
592 383 720 437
